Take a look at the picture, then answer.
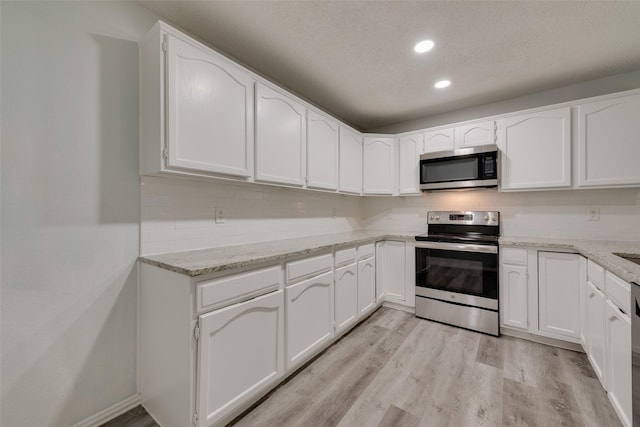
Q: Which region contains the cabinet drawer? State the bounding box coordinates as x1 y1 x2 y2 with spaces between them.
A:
335 247 356 267
502 247 527 265
587 260 606 291
358 243 375 260
606 271 630 314
197 266 282 313
286 253 333 284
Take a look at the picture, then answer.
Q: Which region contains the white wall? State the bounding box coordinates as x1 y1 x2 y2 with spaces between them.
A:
363 188 640 241
141 176 364 255
1 2 157 426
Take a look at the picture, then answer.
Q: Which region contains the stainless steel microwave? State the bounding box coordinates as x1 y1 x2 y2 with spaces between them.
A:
419 144 499 191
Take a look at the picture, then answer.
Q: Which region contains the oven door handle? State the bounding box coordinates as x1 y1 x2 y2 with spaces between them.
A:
415 241 498 254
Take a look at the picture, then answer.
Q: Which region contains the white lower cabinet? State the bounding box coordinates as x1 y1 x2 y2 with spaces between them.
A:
586 281 607 383
334 263 358 335
285 270 334 370
140 239 425 427
500 248 529 330
375 240 415 308
197 290 285 427
501 263 528 330
358 256 376 316
606 299 632 427
537 251 584 341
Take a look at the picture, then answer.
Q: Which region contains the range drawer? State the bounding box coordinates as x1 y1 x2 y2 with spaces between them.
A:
605 270 630 314
286 253 333 284
587 259 606 291
357 243 375 260
197 266 282 313
335 247 356 267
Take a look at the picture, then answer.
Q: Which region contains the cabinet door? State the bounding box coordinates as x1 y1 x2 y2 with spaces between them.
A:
579 256 587 347
397 134 422 195
606 300 632 427
358 257 376 316
363 136 395 195
197 290 284 427
307 109 339 190
166 34 253 177
537 252 582 340
285 271 334 369
335 264 358 335
578 92 640 187
498 107 571 190
454 121 495 149
586 281 607 385
255 83 306 186
376 241 406 304
339 127 363 194
501 264 528 330
424 128 454 153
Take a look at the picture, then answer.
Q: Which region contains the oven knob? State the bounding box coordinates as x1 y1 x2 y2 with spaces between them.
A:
435 216 440 220
429 215 434 220
484 215 490 221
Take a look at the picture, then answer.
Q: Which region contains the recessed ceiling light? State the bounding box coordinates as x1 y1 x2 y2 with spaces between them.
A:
414 40 434 53
434 80 451 89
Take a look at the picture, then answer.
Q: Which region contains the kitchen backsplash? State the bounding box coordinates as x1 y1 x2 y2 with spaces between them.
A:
140 176 364 255
363 187 640 241
141 176 640 255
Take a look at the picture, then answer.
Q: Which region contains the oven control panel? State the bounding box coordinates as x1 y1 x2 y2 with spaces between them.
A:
427 210 499 226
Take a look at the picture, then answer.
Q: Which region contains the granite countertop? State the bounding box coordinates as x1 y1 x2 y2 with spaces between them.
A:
139 231 640 284
139 230 417 277
500 237 640 285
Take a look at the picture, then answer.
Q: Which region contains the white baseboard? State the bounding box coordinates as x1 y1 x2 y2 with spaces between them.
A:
70 393 141 427
500 327 585 352
382 300 415 314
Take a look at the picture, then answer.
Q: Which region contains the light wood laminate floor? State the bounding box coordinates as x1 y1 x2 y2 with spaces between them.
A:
106 307 621 427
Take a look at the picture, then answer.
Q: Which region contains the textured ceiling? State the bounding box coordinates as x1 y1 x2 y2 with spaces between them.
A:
138 1 640 130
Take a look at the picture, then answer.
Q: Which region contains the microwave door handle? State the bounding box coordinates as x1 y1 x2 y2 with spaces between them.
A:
415 241 498 254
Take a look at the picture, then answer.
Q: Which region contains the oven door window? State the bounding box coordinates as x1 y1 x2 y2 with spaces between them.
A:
416 248 497 299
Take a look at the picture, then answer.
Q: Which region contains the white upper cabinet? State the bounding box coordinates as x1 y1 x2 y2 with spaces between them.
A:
363 136 396 195
454 120 495 149
306 109 339 190
140 25 254 178
423 128 454 153
397 133 423 195
339 127 363 194
498 107 571 191
578 92 640 187
255 83 306 186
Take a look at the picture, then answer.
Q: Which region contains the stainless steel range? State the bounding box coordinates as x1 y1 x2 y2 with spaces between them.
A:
415 210 500 336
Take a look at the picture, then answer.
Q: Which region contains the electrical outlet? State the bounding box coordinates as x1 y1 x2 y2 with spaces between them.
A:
587 207 600 221
331 207 337 219
215 208 225 224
